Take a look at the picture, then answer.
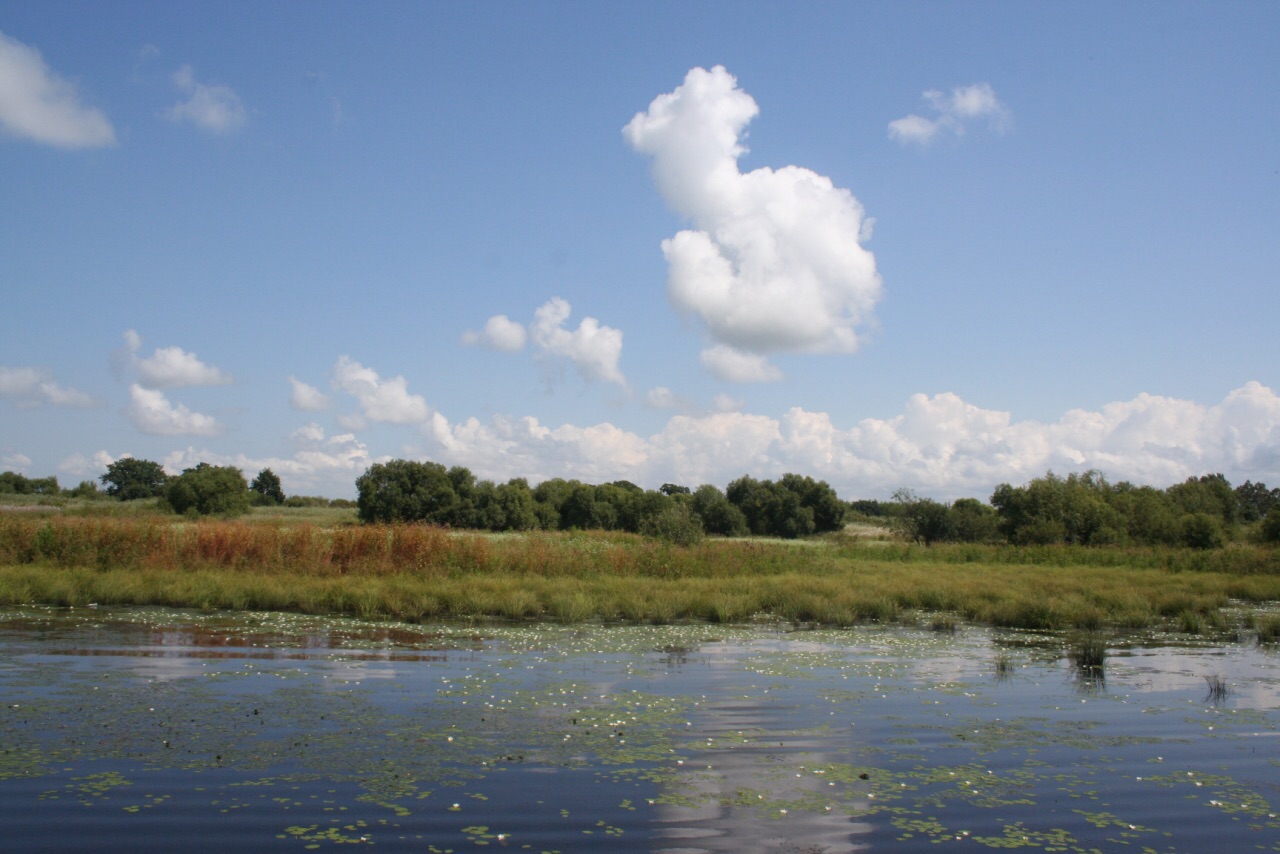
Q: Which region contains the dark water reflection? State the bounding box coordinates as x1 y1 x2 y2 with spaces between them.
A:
3 606 1279 852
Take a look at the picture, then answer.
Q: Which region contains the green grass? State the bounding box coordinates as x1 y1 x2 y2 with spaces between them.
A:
0 514 1278 630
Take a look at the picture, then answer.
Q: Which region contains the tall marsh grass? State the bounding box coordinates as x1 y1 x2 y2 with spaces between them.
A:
2 515 1279 629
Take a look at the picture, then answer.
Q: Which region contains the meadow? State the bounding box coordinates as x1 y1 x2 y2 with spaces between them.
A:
1 506 1278 632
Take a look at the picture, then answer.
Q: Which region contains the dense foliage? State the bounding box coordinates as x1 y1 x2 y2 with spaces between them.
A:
0 471 59 495
250 468 286 506
6 457 1280 553
884 470 1280 548
354 460 843 541
100 458 169 500
165 463 251 517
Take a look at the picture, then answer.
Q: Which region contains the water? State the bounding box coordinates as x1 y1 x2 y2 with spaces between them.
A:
2 606 1279 852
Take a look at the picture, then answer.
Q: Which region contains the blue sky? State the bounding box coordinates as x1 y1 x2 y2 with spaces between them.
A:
2 2 1277 500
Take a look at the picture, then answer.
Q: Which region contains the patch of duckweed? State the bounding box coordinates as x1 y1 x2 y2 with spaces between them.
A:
968 823 1087 850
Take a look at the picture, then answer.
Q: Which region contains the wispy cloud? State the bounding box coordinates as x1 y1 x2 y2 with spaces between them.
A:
625 66 881 382
889 83 1011 146
0 365 95 408
0 29 115 148
166 65 247 134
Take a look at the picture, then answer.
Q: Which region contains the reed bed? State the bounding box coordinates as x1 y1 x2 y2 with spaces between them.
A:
1 515 1278 629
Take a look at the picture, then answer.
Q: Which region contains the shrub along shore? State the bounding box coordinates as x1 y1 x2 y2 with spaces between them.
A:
1 514 1278 631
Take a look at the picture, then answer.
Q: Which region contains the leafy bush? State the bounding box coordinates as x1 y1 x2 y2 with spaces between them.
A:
639 502 705 547
1180 512 1225 549
1261 509 1280 545
166 464 251 517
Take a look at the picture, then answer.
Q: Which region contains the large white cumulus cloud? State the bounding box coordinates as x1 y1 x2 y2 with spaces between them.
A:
625 66 881 381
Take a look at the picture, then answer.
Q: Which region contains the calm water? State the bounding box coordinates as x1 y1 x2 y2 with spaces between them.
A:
2 606 1279 852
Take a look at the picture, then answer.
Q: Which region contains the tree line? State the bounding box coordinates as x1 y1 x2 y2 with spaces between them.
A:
353 459 846 545
885 470 1280 548
7 457 1279 548
0 460 298 513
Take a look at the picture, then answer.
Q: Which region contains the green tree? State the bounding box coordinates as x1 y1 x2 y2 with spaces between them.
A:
690 484 749 536
355 459 458 524
480 479 540 531
949 498 1000 543
100 458 169 500
778 473 845 533
1108 482 1180 545
0 471 28 494
991 470 1124 545
1167 474 1238 527
1179 512 1225 549
890 488 953 545
250 468 285 506
166 463 251 516
532 478 578 530
1235 481 1280 523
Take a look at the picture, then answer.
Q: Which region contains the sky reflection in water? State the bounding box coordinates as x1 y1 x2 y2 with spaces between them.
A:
2 606 1280 852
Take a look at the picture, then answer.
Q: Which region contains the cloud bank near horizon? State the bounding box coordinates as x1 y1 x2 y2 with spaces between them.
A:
49 380 1280 502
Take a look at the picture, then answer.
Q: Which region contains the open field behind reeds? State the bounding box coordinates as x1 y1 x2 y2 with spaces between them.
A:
1 515 1277 630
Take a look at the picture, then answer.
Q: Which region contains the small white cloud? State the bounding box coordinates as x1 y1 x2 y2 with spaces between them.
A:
462 314 527 352
529 297 625 385
331 356 431 426
886 113 938 146
124 384 221 436
889 83 1010 147
116 330 231 389
700 345 783 384
137 347 232 389
288 376 331 411
626 66 881 373
166 64 247 134
0 365 95 408
117 330 230 391
0 29 115 149
2 452 33 471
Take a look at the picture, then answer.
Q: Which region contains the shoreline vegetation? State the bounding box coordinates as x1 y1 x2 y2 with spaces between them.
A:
2 509 1278 632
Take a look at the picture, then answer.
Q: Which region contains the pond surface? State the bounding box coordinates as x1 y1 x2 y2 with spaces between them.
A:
3 606 1280 852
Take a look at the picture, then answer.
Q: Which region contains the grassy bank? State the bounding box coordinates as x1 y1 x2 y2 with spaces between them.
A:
1 515 1278 630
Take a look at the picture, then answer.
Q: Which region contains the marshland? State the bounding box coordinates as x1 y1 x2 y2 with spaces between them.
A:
4 466 1280 851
